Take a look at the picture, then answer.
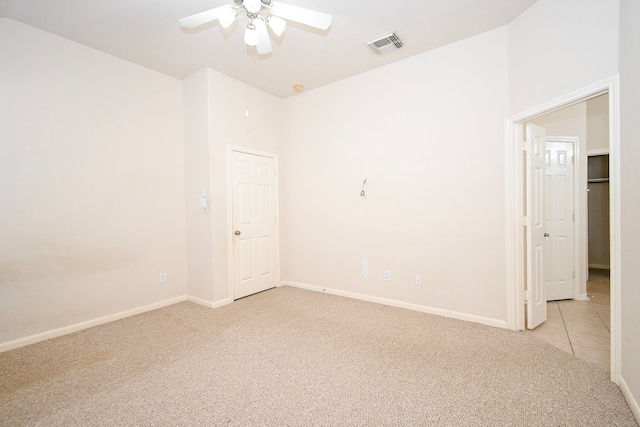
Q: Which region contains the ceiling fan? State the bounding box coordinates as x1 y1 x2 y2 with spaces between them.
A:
179 0 332 55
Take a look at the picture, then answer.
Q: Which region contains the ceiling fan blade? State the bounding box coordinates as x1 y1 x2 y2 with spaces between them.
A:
270 2 332 31
255 19 272 54
179 6 233 29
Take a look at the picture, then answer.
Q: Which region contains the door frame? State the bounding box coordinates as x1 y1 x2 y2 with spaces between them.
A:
226 145 280 301
505 75 621 382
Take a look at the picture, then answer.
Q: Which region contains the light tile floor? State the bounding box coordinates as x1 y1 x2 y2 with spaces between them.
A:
526 269 610 371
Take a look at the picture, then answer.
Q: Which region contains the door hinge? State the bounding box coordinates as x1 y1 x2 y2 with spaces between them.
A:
572 271 576 279
524 290 531 302
522 139 529 152
522 216 531 227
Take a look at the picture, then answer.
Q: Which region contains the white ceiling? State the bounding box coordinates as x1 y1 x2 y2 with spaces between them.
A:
1 0 537 99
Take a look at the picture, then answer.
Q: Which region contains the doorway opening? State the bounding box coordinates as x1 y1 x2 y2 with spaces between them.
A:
505 76 620 382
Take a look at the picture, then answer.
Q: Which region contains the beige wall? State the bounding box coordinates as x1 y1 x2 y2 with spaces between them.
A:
619 0 640 418
508 0 619 115
183 70 214 302
587 94 610 152
280 28 509 324
2 3 638 417
0 19 187 344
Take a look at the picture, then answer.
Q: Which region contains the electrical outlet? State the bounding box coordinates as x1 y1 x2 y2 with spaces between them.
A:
362 268 368 278
159 273 167 284
384 270 391 281
362 259 369 269
416 275 423 286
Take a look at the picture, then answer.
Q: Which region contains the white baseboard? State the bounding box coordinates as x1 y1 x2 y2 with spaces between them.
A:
212 298 233 309
575 293 590 301
187 296 233 309
281 281 508 329
0 295 238 353
187 295 213 307
0 296 188 353
620 376 640 424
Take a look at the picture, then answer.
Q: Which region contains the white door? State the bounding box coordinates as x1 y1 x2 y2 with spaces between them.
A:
544 140 575 301
231 150 278 299
526 124 547 329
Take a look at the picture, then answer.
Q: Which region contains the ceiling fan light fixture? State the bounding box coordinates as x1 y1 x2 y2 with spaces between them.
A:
244 23 259 46
179 1 331 54
244 0 262 14
267 16 286 36
254 19 272 54
218 6 237 28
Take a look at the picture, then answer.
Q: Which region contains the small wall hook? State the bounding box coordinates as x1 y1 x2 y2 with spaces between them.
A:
360 179 367 197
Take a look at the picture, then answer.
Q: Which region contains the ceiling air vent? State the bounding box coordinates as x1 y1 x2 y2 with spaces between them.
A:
365 32 403 55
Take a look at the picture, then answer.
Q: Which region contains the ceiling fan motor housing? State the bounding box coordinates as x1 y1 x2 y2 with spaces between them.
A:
234 0 272 7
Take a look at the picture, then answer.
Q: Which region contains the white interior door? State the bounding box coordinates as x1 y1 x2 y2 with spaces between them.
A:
231 150 278 300
544 139 575 301
526 123 547 329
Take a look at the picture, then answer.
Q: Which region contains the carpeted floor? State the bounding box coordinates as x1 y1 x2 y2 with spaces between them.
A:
1 286 637 426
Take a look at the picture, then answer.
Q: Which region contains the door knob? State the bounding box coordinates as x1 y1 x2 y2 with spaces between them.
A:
544 233 549 237
234 230 241 236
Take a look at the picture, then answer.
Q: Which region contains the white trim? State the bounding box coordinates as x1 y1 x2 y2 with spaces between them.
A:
508 78 611 123
505 119 528 331
620 376 640 424
608 76 622 384
282 281 509 330
187 295 233 309
574 293 589 301
505 75 621 383
1 296 236 353
187 295 214 307
226 145 280 302
212 298 233 309
227 145 280 160
0 296 188 353
587 149 610 156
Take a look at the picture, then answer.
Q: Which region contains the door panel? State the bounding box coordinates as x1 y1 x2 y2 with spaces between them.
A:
526 123 547 329
231 151 278 299
545 140 575 301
